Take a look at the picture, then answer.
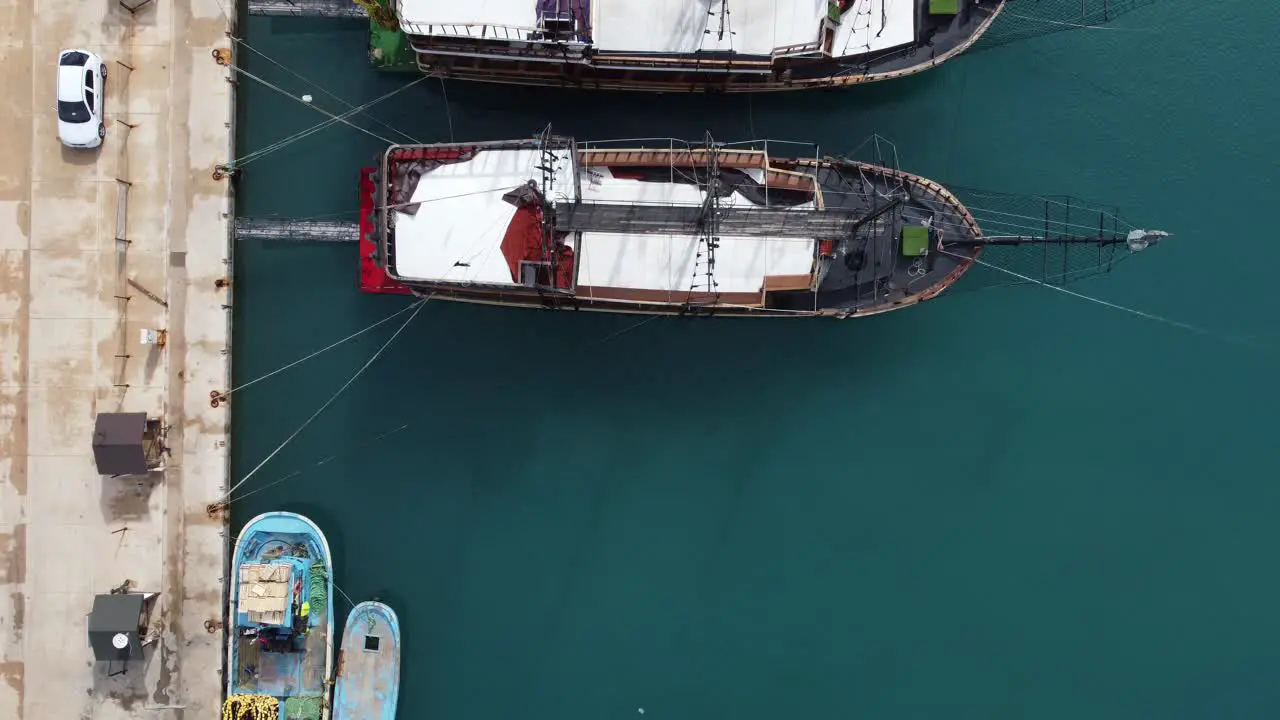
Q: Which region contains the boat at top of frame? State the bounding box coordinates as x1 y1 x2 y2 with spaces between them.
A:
364 130 1166 318
380 0 1007 92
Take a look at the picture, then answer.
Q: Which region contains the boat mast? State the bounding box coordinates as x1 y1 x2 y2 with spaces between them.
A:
533 124 561 288
687 132 722 308
712 0 731 42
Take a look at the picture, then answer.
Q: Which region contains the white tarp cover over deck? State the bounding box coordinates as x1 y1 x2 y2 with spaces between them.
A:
833 0 916 56
592 0 827 55
238 563 292 626
397 0 535 30
575 168 816 294
392 147 573 284
396 1 915 56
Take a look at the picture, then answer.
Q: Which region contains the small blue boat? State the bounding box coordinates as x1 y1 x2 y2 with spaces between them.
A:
224 511 334 720
333 601 401 720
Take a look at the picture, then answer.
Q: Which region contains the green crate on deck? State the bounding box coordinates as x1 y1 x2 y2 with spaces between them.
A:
901 226 930 257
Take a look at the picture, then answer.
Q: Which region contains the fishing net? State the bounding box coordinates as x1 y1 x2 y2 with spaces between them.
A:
308 560 328 609
973 0 1162 53
283 695 323 720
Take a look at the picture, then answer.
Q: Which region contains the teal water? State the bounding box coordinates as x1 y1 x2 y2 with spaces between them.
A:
231 3 1280 718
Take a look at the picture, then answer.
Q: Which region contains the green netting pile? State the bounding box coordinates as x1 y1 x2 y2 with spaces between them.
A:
308 561 327 610
283 695 323 720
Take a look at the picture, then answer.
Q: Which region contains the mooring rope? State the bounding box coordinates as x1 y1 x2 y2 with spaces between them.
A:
227 63 401 148
231 36 422 146
222 299 426 400
230 76 429 168
220 298 427 500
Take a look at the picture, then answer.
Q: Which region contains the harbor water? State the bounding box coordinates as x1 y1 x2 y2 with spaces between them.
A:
231 3 1280 717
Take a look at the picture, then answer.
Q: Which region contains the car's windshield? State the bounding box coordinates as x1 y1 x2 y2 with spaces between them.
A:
57 100 90 123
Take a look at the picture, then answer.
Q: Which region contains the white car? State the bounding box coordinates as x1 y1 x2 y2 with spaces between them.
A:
56 49 107 149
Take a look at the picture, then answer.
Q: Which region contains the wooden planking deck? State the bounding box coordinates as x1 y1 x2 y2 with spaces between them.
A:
553 202 862 238
302 616 329 691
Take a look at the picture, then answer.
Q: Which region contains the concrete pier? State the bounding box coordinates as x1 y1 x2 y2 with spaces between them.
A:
0 0 234 717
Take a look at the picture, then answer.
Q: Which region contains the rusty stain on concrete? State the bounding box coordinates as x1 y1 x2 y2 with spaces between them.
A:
0 525 25 585
8 0 234 717
7 592 23 641
3 441 28 497
14 202 29 239
0 661 23 720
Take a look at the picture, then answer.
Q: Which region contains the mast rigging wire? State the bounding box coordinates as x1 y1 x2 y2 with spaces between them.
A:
438 76 454 143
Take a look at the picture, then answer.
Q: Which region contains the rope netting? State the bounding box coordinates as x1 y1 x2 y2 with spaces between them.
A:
974 0 1161 52
308 560 328 610
283 695 324 720
939 185 1144 298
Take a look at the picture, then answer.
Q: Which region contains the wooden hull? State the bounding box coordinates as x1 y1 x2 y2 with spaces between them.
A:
396 254 976 319
402 2 1005 93
375 150 983 318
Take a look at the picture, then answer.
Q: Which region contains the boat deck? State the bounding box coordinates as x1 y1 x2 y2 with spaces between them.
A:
233 614 329 696
333 602 401 720
400 0 1004 91
375 137 982 315
553 202 862 238
359 167 411 295
229 515 333 713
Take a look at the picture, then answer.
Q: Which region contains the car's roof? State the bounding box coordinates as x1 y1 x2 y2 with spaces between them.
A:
57 65 85 102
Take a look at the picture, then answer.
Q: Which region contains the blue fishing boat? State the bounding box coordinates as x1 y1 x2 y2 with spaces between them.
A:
224 512 335 720
333 601 401 720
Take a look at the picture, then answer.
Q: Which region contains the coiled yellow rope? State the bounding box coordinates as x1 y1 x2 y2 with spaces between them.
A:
223 694 279 720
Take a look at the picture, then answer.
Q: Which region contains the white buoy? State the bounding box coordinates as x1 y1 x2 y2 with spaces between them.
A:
638 709 645 715
301 94 313 103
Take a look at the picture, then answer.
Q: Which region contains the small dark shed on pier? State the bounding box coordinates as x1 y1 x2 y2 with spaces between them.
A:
87 591 158 671
92 412 165 476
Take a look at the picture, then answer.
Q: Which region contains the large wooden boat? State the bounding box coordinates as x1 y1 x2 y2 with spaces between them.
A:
224 512 335 720
389 0 1007 92
368 131 1157 319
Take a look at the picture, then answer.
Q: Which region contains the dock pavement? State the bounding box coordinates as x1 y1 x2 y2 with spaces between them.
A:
0 0 235 716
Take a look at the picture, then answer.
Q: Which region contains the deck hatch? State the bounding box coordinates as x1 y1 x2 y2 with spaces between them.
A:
901 225 930 257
